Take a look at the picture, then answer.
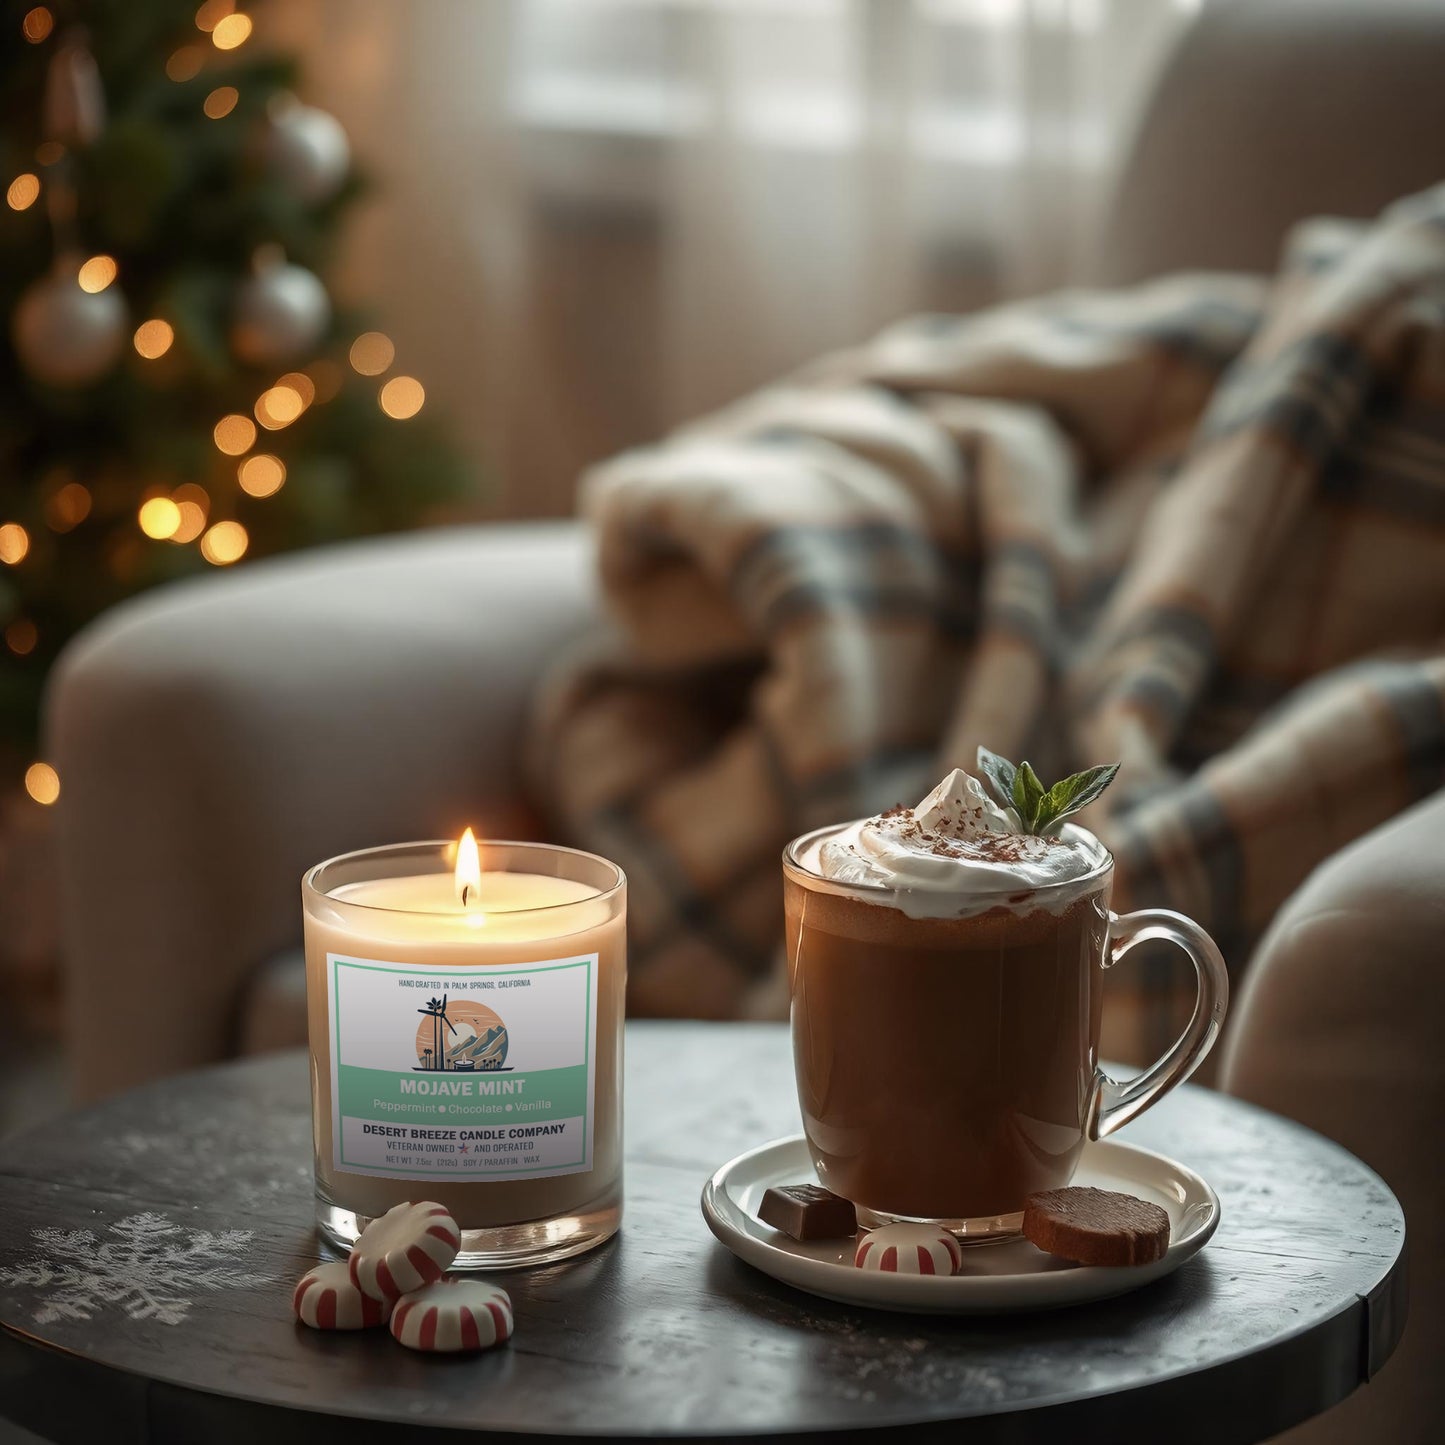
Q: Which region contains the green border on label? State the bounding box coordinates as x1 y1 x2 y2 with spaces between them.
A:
330 955 595 1176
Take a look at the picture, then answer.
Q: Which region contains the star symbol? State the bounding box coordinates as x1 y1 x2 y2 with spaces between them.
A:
458 1143 470 1155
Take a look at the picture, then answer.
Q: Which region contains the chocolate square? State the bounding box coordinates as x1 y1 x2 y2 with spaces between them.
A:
758 1184 857 1241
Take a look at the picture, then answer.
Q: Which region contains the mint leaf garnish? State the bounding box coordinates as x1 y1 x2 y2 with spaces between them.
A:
976 746 1017 810
1040 764 1119 826
977 747 1119 836
1011 760 1046 830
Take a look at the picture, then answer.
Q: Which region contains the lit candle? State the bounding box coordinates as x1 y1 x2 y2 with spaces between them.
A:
303 834 626 1269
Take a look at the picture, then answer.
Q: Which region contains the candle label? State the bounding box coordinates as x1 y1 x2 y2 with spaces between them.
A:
326 952 599 1181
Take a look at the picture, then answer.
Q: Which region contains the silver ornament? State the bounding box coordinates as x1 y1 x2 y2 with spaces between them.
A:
231 261 330 366
13 263 127 388
266 103 350 205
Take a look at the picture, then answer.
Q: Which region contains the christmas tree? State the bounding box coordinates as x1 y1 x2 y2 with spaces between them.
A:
0 0 472 789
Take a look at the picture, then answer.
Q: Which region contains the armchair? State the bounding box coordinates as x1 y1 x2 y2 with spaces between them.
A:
50 521 595 1098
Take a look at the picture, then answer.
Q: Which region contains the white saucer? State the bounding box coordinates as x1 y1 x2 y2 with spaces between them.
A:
701 1134 1220 1314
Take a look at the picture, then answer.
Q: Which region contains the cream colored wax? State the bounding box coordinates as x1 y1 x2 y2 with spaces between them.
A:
304 853 625 1239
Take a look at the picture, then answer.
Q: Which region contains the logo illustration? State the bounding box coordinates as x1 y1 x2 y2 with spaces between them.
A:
412 994 510 1072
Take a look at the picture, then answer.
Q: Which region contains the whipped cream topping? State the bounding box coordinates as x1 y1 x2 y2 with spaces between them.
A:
803 768 1108 919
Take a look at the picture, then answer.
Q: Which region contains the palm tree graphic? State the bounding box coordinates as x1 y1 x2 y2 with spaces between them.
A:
415 995 457 1070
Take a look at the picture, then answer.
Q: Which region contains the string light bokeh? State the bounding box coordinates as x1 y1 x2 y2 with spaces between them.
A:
239 454 285 497
200 520 248 565
45 483 92 532
213 414 257 455
0 525 30 565
210 13 251 50
133 319 175 359
166 46 205 81
24 762 60 805
171 484 210 542
349 332 394 376
21 7 53 44
138 497 183 540
6 173 40 210
255 383 304 428
78 255 117 293
379 376 425 420
194 0 236 34
5 620 38 656
204 85 239 119
278 370 315 405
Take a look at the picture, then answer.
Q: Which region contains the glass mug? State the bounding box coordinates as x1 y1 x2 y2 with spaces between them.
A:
783 823 1228 1238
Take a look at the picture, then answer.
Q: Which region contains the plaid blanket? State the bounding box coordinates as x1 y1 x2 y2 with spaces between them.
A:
531 188 1445 1020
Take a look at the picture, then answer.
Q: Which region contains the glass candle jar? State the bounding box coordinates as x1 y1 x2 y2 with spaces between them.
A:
302 838 625 1269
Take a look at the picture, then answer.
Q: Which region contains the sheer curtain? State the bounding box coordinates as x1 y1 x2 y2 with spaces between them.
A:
273 0 1199 513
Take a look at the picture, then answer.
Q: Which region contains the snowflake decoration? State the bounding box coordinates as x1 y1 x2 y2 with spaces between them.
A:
0 1211 274 1326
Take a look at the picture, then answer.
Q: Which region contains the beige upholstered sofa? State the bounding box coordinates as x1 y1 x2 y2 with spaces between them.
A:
46 4 1445 1439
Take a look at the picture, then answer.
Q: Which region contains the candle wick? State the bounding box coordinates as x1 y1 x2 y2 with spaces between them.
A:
462 884 472 909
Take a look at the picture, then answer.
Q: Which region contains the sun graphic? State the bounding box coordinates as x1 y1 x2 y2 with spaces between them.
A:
413 998 508 1071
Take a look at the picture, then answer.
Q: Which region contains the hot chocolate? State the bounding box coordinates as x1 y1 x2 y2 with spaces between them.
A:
785 871 1109 1222
783 757 1228 1235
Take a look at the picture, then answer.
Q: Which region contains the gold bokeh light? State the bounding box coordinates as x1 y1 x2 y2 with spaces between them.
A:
194 0 235 33
173 482 211 513
78 255 118 293
277 371 315 407
25 762 60 806
255 385 304 429
211 13 251 50
0 523 30 565
6 619 38 656
201 520 249 565
138 497 183 540
239 454 286 497
213 413 257 456
379 376 425 420
204 86 239 120
45 482 91 532
22 7 53 43
349 332 395 376
166 46 206 81
7 173 40 211
171 484 210 542
134 319 175 359
173 503 207 543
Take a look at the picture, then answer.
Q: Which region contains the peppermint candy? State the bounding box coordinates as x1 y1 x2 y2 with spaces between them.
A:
349 1201 460 1302
391 1279 514 1354
854 1222 963 1276
292 1260 390 1330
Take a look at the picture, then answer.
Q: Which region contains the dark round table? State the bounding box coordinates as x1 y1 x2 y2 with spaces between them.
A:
0 1022 1405 1444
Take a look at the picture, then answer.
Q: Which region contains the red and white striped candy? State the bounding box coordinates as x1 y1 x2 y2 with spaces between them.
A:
390 1279 514 1354
349 1201 460 1302
854 1223 963 1276
292 1260 390 1329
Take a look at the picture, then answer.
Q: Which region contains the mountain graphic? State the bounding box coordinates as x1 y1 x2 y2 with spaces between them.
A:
447 1024 507 1065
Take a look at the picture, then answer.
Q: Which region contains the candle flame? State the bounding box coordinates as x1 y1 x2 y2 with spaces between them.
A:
455 827 482 909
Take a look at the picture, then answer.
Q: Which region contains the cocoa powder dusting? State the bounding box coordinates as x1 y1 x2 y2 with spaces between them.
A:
877 805 1056 865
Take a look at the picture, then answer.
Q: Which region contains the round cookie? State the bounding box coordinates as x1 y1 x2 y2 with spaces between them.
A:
292 1260 390 1330
349 1201 461 1302
854 1223 962 1276
1022 1186 1171 1266
390 1279 514 1353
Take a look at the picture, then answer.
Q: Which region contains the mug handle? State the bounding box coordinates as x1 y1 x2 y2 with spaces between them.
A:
1091 909 1230 1139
